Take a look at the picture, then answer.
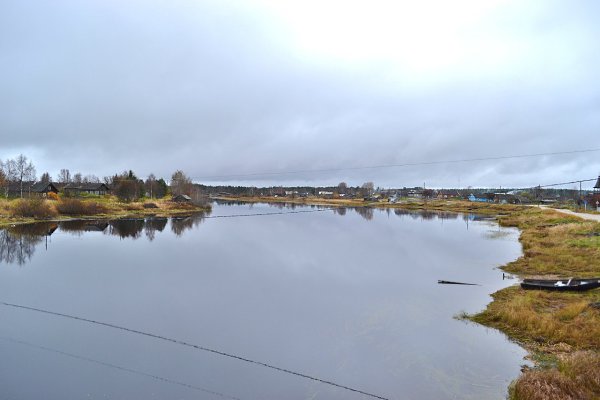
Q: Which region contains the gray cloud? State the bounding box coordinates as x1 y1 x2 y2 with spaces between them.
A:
1 0 599 188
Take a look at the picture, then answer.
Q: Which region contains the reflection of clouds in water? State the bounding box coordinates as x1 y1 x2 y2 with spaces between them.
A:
483 230 515 240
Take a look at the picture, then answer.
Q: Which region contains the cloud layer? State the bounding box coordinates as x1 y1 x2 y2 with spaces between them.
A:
1 0 599 188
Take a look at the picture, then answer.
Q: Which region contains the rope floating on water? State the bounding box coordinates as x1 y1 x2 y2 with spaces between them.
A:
203 207 335 219
0 301 390 400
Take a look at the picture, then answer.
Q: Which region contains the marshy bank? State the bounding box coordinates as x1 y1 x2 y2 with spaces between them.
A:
0 196 211 228
469 207 600 400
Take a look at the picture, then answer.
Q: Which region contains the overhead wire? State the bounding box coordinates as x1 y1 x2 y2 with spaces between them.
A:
0 301 391 400
190 148 600 181
0 336 241 400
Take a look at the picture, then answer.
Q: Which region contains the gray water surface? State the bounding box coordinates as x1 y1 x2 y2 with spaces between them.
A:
0 203 526 400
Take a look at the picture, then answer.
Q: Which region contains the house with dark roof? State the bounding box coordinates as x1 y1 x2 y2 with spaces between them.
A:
172 194 192 203
63 182 110 196
31 182 59 196
5 181 59 198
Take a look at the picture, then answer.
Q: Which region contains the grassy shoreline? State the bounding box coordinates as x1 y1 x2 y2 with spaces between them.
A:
0 197 211 228
2 196 598 398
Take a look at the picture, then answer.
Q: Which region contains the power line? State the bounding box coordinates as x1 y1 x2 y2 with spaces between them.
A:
536 178 597 189
0 301 391 400
191 148 600 181
0 336 241 400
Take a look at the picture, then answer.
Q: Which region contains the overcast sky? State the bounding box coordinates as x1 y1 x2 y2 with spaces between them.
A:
1 0 599 188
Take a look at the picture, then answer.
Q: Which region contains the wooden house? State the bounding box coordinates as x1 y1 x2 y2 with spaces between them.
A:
63 183 110 196
172 194 192 202
5 181 59 198
30 182 59 197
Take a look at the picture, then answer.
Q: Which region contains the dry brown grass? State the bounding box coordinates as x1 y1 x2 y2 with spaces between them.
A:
474 288 600 349
465 207 600 399
512 352 600 400
498 209 600 276
121 202 143 211
10 199 57 219
55 198 108 215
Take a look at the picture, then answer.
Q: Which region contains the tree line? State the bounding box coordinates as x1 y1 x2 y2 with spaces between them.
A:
0 154 196 202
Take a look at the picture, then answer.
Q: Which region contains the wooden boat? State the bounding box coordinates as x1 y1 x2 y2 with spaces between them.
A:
521 278 600 291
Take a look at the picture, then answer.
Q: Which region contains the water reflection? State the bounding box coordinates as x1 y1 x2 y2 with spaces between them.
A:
0 213 208 266
0 222 57 265
145 218 168 241
0 203 525 399
171 215 207 236
60 220 109 235
0 208 501 266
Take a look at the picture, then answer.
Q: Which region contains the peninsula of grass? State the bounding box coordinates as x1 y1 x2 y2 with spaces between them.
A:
0 196 210 228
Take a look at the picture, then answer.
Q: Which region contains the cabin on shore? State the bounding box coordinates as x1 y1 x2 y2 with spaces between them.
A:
172 194 192 203
5 181 59 198
63 183 110 196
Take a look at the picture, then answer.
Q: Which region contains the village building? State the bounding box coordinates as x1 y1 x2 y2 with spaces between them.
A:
5 181 59 198
589 175 600 210
63 182 110 196
172 194 192 203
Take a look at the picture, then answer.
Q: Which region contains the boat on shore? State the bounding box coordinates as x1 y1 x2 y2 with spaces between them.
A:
521 277 600 291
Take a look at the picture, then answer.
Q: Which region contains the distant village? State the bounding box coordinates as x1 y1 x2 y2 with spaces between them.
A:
200 179 600 208
1 155 599 209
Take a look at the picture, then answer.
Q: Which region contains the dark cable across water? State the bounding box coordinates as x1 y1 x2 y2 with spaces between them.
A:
0 336 241 400
0 301 391 400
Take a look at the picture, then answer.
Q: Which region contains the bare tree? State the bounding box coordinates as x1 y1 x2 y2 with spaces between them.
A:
337 182 348 194
72 173 83 184
0 160 7 198
6 154 36 198
145 173 156 198
170 170 192 196
361 181 374 197
83 174 100 183
57 169 71 183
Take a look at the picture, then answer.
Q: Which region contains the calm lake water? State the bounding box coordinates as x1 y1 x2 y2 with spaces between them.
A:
0 203 527 400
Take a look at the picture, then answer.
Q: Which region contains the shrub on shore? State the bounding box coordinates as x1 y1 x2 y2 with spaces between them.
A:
47 192 59 201
11 199 57 219
56 198 107 215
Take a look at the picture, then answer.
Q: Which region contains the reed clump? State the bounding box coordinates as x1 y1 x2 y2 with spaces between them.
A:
10 199 57 219
56 198 108 215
